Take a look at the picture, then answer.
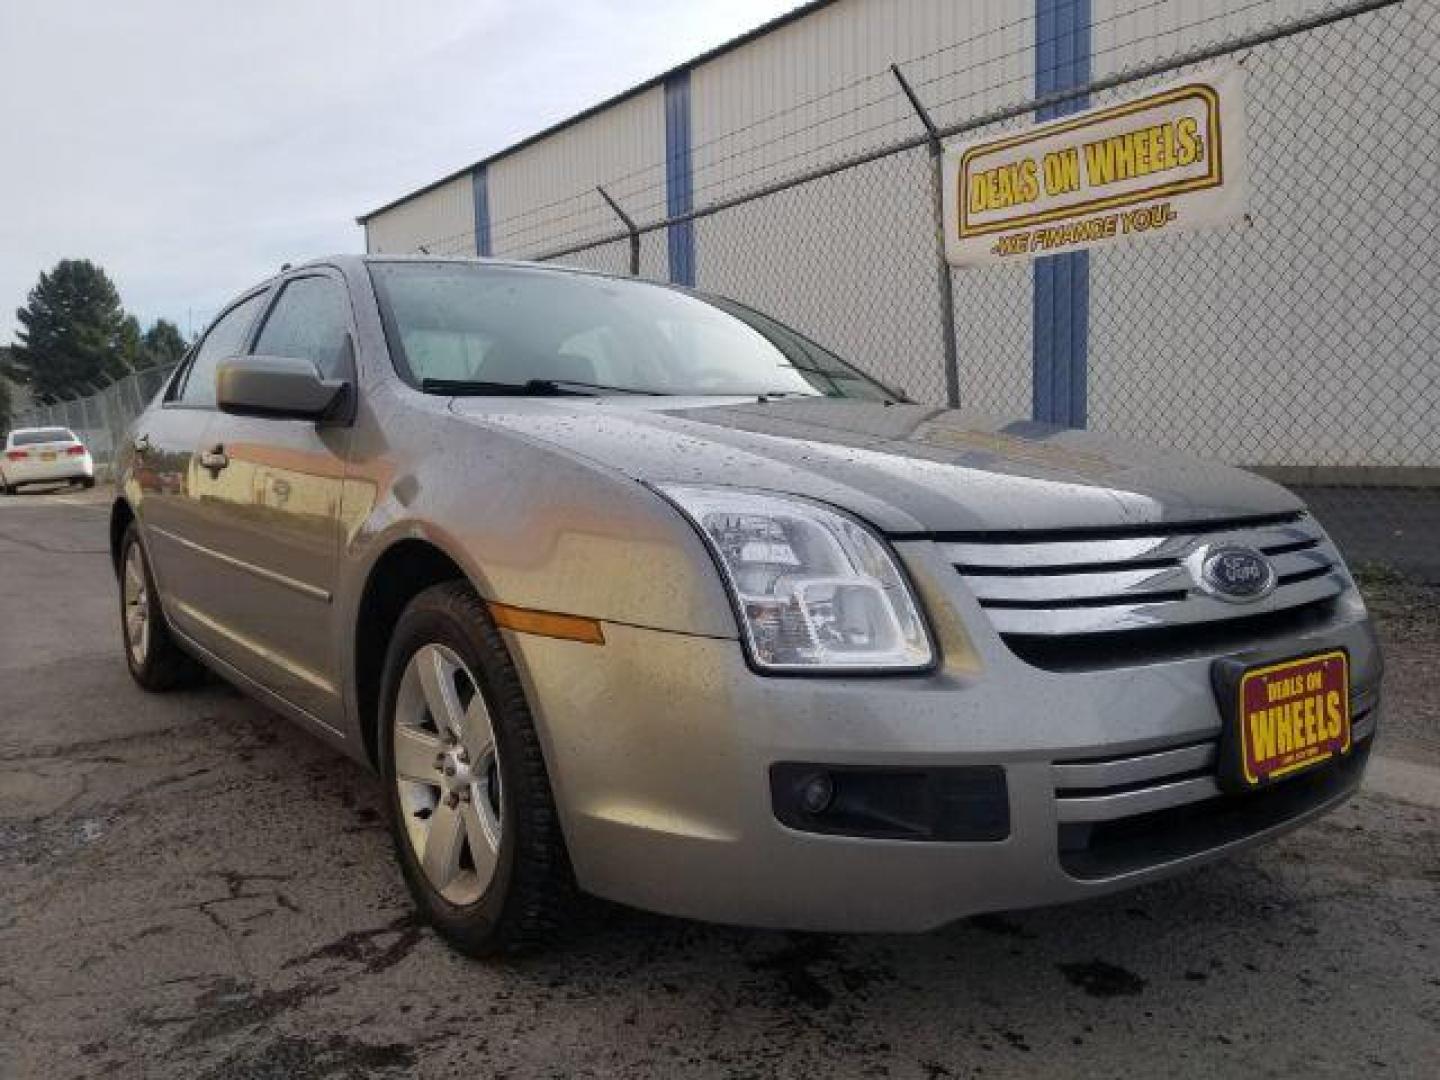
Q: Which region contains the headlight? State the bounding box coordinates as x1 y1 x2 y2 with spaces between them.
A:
657 484 934 673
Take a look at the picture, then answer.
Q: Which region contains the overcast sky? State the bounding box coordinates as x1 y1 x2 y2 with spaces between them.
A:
0 0 800 344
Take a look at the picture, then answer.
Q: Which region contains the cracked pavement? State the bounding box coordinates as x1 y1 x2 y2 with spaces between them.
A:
1 485 1437 1079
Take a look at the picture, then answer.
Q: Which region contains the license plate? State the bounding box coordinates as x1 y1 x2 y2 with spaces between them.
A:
1229 650 1351 788
40 451 56 461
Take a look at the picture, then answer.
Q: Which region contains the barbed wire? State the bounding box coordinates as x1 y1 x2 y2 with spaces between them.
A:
21 0 1432 586
403 0 1372 262
482 0 1292 242
478 69 898 238
487 88 910 251
384 0 1429 408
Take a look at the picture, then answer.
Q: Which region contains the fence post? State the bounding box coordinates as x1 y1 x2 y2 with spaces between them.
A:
597 185 641 276
891 64 961 409
125 370 146 416
98 385 118 468
87 377 114 465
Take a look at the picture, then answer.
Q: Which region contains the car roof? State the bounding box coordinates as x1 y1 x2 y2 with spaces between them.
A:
199 254 628 348
206 254 657 328
297 253 617 277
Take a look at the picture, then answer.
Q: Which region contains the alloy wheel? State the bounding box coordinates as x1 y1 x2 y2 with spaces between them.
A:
393 643 504 905
123 543 151 665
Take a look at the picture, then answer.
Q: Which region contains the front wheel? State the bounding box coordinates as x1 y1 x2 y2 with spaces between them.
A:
380 581 576 956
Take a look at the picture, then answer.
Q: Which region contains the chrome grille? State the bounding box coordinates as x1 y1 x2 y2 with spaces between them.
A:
944 513 1347 640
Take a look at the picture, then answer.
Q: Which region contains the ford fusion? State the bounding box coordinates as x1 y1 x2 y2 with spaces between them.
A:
112 257 1380 955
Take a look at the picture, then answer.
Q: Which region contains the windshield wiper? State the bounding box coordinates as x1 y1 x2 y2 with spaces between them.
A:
776 362 862 381
774 363 906 402
540 378 666 396
420 377 666 397
421 378 583 397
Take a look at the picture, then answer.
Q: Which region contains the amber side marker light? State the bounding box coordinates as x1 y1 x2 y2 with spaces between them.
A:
488 601 606 646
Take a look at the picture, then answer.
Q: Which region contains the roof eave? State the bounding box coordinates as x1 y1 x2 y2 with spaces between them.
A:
355 0 837 224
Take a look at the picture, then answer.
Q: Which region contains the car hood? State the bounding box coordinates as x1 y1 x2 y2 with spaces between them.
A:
449 396 1302 535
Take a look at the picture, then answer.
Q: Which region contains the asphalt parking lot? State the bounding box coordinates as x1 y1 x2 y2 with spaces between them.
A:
1 486 1437 1080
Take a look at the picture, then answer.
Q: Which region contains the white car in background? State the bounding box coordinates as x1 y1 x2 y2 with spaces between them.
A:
1 427 96 494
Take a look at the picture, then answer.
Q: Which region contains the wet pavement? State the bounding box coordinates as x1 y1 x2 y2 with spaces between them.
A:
1 486 1437 1079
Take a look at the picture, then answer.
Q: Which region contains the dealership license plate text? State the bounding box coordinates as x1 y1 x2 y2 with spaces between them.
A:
1237 651 1350 786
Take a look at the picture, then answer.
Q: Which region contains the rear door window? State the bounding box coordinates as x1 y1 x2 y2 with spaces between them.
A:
253 275 353 379
177 292 267 408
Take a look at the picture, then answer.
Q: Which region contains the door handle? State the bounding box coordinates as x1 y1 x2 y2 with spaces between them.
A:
133 433 152 456
199 445 229 476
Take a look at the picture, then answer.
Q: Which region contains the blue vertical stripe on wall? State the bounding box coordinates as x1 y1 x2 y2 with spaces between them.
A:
664 71 695 286
472 166 492 257
1032 0 1091 427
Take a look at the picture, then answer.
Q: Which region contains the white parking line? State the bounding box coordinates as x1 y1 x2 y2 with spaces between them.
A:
0 492 109 511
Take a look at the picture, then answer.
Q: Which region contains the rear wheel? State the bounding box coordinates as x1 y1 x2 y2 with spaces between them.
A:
380 581 575 956
119 524 204 691
81 477 96 490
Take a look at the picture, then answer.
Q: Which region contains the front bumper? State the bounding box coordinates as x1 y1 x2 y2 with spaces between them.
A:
503 542 1381 932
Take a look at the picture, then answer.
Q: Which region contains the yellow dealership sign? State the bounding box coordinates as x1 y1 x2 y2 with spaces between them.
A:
943 65 1248 266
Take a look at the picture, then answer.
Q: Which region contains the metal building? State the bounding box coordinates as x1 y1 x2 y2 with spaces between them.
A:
356 0 1438 479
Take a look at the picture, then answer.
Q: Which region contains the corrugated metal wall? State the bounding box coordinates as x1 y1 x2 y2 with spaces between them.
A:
358 0 1433 467
364 173 474 256
690 0 1033 204
488 86 669 264
1084 0 1438 467
1089 0 1316 70
684 0 1034 406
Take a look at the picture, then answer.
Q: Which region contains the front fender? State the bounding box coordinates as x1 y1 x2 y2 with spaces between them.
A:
336 396 739 644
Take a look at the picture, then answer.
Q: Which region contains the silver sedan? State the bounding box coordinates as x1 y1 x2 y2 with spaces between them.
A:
111 256 1380 956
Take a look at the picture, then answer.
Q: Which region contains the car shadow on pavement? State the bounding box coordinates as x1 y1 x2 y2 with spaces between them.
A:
4 667 1436 1079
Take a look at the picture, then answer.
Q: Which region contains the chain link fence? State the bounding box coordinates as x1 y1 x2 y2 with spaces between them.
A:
9 364 176 474
9 0 1435 584
523 0 1437 581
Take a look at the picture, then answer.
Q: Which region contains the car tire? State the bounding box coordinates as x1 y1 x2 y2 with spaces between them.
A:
379 580 576 957
119 523 205 691
82 477 96 490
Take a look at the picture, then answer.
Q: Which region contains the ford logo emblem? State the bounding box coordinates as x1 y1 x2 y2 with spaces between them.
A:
1196 545 1276 603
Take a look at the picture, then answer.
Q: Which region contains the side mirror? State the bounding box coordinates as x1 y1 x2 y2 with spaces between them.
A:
216 355 348 422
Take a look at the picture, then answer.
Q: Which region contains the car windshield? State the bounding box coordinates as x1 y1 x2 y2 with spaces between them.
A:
11 428 75 446
368 261 895 400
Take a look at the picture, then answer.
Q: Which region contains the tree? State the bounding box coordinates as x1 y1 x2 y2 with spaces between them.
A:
119 314 145 373
6 260 131 403
142 319 188 367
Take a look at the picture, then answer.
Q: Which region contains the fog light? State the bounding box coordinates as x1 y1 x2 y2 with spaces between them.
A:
771 763 1011 841
800 772 834 814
